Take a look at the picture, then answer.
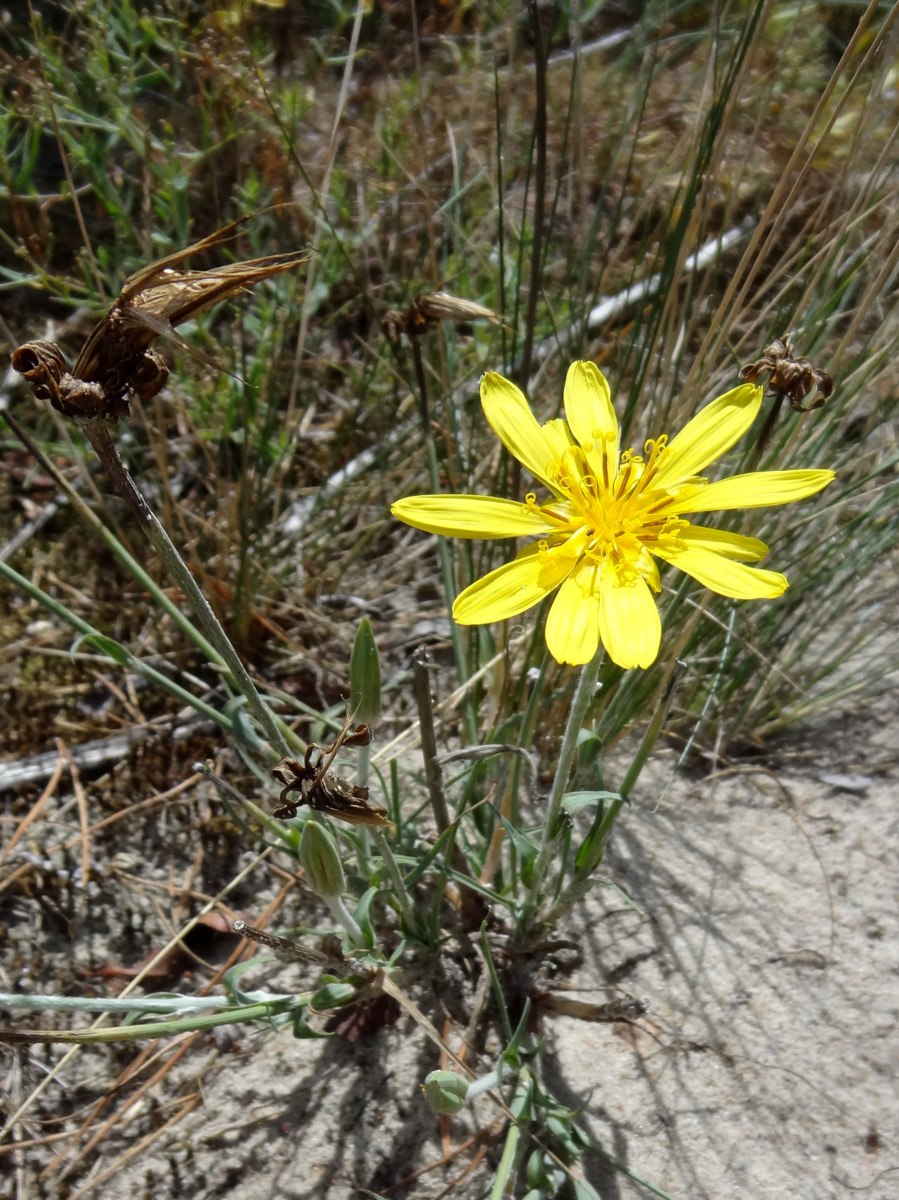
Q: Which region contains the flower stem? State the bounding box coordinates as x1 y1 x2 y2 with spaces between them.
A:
84 419 293 760
545 658 681 921
324 895 365 946
521 647 604 923
372 828 426 940
408 336 477 743
354 743 371 878
411 645 474 881
517 0 548 390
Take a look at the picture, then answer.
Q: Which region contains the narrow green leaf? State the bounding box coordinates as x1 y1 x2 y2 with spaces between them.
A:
74 633 130 666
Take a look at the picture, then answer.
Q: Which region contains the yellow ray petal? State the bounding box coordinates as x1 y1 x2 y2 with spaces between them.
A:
654 543 787 598
635 545 662 591
480 372 561 493
453 544 573 624
652 384 763 489
665 469 835 514
599 565 662 669
391 494 557 538
562 361 619 488
540 417 576 465
665 525 770 561
545 566 601 665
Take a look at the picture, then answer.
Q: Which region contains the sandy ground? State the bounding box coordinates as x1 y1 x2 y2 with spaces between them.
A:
551 700 898 1200
35 694 887 1200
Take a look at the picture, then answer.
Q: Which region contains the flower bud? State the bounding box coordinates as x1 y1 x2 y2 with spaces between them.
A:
298 820 346 899
349 617 382 724
423 1070 469 1115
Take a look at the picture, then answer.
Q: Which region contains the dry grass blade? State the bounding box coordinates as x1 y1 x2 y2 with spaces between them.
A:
44 1035 200 1185
64 1095 200 1200
0 751 65 866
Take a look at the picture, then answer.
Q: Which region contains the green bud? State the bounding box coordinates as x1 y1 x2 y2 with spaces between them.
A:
310 981 356 1009
298 820 346 899
422 1070 469 1115
349 617 382 724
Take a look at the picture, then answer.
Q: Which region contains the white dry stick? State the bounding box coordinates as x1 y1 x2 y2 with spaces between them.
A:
535 219 754 363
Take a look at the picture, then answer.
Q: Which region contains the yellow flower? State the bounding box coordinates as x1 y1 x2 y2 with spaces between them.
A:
392 363 835 669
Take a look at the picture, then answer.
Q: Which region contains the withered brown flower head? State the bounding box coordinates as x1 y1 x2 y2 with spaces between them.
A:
741 336 834 413
271 718 391 828
12 220 307 422
382 290 501 345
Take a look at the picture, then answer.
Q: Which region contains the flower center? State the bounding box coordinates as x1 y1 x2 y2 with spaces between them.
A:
531 433 684 573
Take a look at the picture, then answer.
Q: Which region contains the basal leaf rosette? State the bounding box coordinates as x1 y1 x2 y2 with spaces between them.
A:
392 363 834 669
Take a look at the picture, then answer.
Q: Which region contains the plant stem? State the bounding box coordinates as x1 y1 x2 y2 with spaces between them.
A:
518 0 549 390
547 659 682 920
408 335 477 742
1 409 224 668
325 895 365 946
467 1065 516 1099
84 418 292 760
0 1001 293 1046
372 828 426 939
490 1070 533 1200
590 660 680 856
354 743 372 878
412 648 452 839
0 992 290 1014
0 559 233 733
522 648 605 920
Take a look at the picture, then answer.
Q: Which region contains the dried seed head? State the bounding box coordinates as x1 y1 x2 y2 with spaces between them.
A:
13 222 307 421
382 290 502 344
271 714 390 828
741 335 833 412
